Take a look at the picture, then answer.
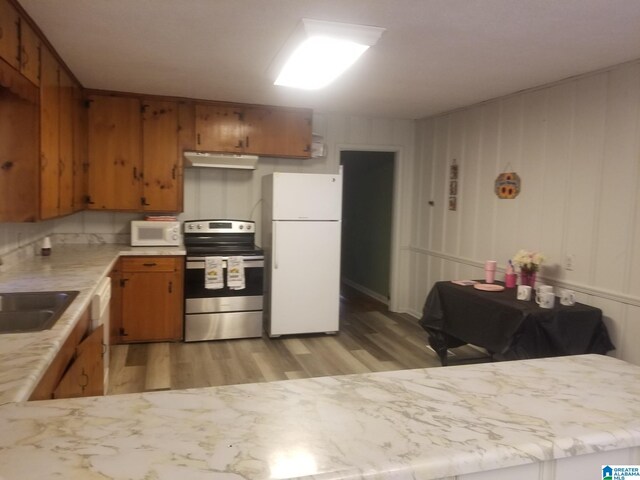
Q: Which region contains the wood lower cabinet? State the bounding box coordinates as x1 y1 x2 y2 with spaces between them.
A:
113 256 184 343
30 309 104 400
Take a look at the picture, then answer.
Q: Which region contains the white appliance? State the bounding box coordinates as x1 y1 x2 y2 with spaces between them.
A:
262 172 342 337
130 220 181 247
91 277 111 394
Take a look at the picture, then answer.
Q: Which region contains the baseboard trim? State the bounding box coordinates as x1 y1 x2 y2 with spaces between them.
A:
342 278 389 305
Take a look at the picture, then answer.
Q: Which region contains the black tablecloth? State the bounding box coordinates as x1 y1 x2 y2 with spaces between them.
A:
419 281 615 363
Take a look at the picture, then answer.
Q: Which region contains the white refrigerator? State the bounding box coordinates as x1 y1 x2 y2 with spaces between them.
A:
262 172 342 337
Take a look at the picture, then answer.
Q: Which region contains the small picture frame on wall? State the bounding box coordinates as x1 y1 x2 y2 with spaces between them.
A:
449 196 457 211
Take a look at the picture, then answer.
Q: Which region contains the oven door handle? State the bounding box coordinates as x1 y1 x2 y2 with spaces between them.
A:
186 259 264 269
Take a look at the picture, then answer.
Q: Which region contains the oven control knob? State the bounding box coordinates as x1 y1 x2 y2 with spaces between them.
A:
172 234 178 240
172 227 178 233
247 224 252 230
239 225 244 230
197 224 202 230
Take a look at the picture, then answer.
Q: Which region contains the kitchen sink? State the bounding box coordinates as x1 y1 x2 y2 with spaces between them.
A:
0 291 79 333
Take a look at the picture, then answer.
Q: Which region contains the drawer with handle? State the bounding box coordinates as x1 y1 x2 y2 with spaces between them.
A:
121 256 180 273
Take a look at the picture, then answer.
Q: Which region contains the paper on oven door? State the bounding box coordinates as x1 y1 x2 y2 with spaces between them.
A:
227 256 245 290
204 257 224 290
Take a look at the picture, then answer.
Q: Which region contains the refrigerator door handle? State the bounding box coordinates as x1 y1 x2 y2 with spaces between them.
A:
273 222 278 269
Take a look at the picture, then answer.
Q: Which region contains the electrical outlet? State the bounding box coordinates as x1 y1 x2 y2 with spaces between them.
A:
565 254 575 271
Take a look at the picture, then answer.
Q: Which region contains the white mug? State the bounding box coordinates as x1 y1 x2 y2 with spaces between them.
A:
536 291 555 309
536 284 554 296
517 285 532 301
560 289 576 306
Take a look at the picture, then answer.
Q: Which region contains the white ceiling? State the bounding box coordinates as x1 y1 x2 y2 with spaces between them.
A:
19 0 640 119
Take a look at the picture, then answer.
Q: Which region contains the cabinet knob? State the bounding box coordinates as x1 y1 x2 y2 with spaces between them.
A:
1 161 14 171
142 262 157 267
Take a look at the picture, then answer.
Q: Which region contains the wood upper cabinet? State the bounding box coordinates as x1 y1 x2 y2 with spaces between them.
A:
0 0 39 85
244 107 312 157
72 81 87 211
58 68 74 215
142 99 181 211
0 60 38 222
0 0 20 70
115 256 184 343
39 46 60 220
87 94 183 212
195 102 312 158
87 94 142 210
195 104 244 153
39 47 81 220
18 18 39 86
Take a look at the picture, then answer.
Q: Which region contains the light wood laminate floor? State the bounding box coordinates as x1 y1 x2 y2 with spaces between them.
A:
108 286 484 395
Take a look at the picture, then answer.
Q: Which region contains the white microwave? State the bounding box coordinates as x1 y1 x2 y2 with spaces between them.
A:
130 221 181 247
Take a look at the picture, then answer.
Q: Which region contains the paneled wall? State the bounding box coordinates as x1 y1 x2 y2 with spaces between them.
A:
409 60 640 365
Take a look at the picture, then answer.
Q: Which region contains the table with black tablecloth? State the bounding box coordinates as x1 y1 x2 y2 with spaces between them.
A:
419 281 615 366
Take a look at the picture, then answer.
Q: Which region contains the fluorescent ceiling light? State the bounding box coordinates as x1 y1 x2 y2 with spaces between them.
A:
273 19 385 90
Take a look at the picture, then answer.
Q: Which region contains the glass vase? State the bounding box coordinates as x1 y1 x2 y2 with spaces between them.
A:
520 271 536 287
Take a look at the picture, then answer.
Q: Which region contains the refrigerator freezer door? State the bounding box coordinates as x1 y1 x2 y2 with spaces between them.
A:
269 220 340 336
272 172 342 220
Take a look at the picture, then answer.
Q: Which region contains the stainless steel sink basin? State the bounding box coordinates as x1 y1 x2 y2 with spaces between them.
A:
0 291 79 333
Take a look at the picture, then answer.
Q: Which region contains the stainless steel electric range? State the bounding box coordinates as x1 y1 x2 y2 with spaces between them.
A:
183 219 264 342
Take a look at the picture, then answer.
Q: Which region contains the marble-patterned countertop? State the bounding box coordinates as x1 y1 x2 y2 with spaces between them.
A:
0 354 638 479
0 244 185 405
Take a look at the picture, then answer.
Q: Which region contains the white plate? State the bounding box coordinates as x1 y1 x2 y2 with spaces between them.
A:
474 283 505 292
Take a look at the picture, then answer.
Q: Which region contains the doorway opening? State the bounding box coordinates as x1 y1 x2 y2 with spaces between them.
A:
340 150 395 304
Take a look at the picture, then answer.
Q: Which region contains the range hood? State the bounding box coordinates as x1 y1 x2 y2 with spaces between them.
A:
183 151 258 170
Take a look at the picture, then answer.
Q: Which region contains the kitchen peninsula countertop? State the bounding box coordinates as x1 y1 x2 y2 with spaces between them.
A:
0 244 185 405
0 354 639 479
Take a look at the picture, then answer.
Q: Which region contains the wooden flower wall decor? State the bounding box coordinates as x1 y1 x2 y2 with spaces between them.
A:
495 172 521 199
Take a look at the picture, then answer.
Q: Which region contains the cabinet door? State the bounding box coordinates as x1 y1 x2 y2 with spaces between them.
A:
120 270 182 342
0 66 38 222
244 107 312 158
87 95 142 210
19 18 39 86
142 100 180 212
54 324 104 399
72 81 87 211
58 68 74 215
39 46 60 220
0 0 20 70
195 104 244 153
